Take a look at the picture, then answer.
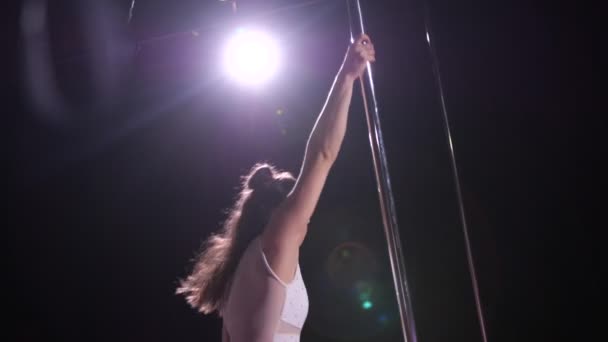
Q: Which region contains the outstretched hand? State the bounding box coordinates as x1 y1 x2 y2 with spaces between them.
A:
340 34 376 80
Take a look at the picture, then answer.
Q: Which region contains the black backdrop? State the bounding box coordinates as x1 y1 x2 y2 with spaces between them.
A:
7 1 596 341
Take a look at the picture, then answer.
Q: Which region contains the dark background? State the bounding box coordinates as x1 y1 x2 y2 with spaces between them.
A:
7 0 597 341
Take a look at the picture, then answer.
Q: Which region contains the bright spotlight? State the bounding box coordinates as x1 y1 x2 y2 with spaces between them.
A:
223 28 280 86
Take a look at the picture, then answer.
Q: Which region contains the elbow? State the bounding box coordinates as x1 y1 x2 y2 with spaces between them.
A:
319 148 337 163
308 140 337 164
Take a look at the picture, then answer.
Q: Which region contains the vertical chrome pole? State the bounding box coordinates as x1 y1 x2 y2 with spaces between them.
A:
346 1 418 342
422 3 489 342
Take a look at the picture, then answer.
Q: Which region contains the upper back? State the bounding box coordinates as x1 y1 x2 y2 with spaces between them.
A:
222 237 308 342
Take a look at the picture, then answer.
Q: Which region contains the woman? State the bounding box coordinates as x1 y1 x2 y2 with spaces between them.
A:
177 34 376 341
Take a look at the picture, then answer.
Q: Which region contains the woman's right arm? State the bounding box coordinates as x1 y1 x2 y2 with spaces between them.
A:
262 34 375 283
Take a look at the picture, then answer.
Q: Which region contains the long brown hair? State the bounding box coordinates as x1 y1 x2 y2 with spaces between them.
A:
176 163 295 314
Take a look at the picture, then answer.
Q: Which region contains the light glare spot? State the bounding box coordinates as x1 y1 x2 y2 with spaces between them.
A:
223 29 280 86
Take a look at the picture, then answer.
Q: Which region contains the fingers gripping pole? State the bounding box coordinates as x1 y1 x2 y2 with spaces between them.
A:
346 1 418 342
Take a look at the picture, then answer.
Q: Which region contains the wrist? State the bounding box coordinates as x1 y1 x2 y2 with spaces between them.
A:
337 68 357 84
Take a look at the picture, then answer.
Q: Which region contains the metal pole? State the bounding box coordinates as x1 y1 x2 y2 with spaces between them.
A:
346 1 418 342
422 3 489 342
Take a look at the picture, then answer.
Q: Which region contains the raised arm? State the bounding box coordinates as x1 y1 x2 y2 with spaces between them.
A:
262 34 376 283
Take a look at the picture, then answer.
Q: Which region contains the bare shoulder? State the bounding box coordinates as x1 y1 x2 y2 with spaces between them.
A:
260 207 307 285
